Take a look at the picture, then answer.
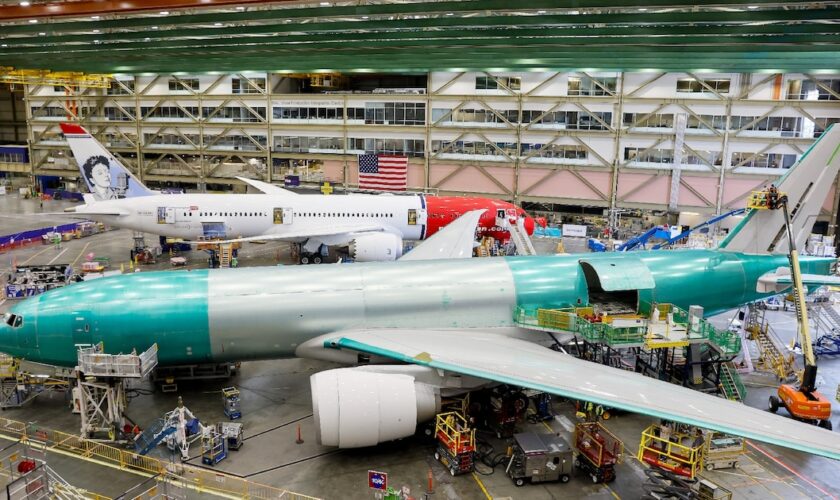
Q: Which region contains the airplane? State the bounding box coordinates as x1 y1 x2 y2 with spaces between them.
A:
57 122 539 263
3 125 840 460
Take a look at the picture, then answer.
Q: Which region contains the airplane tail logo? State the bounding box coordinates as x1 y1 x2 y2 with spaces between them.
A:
60 123 154 201
719 124 840 254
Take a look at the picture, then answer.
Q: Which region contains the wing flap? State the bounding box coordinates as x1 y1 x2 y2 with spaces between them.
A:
326 329 840 461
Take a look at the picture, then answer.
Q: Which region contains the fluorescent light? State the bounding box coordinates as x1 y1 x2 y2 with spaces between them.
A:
93 29 100 33
28 19 38 23
320 2 330 5
748 5 758 9
236 6 245 10
361 16 369 19
1 44 7 48
151 26 159 30
638 8 648 11
537 10 546 14
38 32 45 35
214 22 222 26
159 11 169 15
19 1 30 6
446 12 453 16
91 15 100 20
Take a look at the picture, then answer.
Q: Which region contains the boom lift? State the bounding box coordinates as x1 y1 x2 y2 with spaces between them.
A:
749 187 833 429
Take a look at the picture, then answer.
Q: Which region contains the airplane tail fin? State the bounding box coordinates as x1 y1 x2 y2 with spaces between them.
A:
719 124 840 254
60 123 155 201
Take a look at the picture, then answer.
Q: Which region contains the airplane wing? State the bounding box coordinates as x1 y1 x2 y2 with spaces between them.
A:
182 224 387 245
322 328 840 461
236 176 299 196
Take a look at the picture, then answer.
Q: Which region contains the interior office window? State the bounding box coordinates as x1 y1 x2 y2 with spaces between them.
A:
623 113 674 128
102 107 134 121
683 150 722 166
786 79 840 101
732 152 797 169
568 76 617 96
168 78 200 91
107 80 135 95
624 147 675 164
476 76 521 91
814 118 840 138
676 78 731 94
364 102 425 125
523 144 587 160
232 77 266 94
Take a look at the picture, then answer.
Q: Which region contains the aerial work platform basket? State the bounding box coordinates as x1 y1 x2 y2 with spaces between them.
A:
433 411 476 476
638 423 705 479
573 422 623 483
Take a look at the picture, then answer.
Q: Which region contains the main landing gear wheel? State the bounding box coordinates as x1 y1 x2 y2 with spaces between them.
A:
768 396 781 413
299 255 310 265
313 255 323 264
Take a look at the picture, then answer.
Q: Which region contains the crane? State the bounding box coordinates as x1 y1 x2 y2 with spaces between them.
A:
750 187 833 430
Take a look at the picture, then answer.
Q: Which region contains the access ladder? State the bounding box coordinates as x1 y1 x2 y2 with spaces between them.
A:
134 417 177 456
718 362 746 402
511 218 537 255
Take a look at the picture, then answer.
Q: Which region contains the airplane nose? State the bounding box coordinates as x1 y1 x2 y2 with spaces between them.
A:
523 216 536 235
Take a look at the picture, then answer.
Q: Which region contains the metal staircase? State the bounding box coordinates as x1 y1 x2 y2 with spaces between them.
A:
511 218 537 256
719 362 746 401
219 243 234 267
746 315 795 381
134 417 176 456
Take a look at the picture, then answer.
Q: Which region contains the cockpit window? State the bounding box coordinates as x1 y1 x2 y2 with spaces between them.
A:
3 313 22 328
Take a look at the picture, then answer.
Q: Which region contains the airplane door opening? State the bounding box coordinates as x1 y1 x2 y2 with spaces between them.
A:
408 209 417 225
578 258 656 316
72 311 94 347
273 208 293 224
158 207 176 224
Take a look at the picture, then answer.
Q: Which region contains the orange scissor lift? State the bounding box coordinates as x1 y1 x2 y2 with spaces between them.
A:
573 422 623 483
433 411 476 476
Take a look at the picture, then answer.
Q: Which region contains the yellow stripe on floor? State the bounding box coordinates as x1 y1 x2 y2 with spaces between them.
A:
472 471 492 500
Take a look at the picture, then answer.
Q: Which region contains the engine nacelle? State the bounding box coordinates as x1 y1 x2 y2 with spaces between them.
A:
311 368 440 448
348 233 403 262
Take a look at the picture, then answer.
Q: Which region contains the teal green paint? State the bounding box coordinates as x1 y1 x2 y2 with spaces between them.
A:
1 270 211 366
718 210 754 249
505 256 589 312
332 337 840 461
505 250 834 317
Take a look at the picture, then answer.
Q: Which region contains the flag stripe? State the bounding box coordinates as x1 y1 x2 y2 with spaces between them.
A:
358 153 408 191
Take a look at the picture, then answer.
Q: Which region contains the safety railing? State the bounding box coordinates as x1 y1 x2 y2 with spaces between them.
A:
0 416 321 500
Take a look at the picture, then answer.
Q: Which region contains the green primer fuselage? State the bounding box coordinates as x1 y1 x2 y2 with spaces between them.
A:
0 250 831 367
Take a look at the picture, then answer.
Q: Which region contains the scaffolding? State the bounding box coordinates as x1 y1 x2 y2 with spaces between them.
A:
0 355 70 410
75 343 158 441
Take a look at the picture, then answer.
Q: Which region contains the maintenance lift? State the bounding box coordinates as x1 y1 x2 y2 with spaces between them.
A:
573 421 623 483
222 386 242 420
750 187 834 429
638 422 705 480
702 431 746 471
201 429 228 466
0 355 70 409
75 343 158 442
433 411 476 476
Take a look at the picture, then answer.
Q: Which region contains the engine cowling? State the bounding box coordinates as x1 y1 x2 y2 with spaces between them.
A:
311 368 440 448
348 233 403 262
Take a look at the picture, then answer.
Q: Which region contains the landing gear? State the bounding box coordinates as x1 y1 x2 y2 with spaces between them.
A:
818 419 833 430
299 253 323 265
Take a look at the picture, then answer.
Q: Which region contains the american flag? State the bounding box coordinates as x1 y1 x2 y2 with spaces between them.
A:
358 154 408 191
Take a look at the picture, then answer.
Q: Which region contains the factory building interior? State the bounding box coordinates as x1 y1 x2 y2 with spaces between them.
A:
1 1 840 499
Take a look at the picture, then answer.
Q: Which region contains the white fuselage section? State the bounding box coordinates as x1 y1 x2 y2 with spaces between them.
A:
77 193 429 243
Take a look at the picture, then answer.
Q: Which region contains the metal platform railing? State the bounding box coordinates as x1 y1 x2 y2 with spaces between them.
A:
77 343 158 379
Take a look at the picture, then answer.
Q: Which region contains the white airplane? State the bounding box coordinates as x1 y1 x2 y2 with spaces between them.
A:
58 123 539 263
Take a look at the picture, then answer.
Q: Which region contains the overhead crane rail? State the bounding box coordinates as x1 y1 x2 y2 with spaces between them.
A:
0 67 111 88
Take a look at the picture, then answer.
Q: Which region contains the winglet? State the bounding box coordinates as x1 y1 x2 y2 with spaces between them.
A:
719 124 840 254
400 210 484 261
236 176 298 196
61 122 155 201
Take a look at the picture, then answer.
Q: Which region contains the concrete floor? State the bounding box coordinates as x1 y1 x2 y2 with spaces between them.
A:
0 192 839 499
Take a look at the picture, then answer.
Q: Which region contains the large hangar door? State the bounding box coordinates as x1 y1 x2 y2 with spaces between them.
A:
579 257 655 315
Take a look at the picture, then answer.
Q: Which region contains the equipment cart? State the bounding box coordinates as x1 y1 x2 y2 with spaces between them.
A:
433 411 476 476
506 432 573 487
222 387 241 419
217 422 244 451
201 429 228 465
573 422 623 483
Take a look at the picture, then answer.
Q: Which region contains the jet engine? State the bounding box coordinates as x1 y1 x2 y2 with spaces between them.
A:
348 233 403 262
311 368 440 448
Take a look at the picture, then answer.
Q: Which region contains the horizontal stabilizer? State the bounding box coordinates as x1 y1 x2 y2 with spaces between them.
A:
400 210 484 261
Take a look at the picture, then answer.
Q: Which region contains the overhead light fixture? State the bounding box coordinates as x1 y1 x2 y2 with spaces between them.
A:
361 16 369 19
151 26 159 30
236 6 245 10
537 10 546 14
638 8 648 11
93 29 100 33
38 32 45 35
214 22 222 26
19 1 30 6
320 2 330 5
28 19 38 23
91 15 100 20
1 44 7 48
446 12 454 16
159 11 169 16
748 5 759 9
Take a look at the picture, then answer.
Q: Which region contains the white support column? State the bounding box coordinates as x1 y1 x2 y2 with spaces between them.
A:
668 113 687 213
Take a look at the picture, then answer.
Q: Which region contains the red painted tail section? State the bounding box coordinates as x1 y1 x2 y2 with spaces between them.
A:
424 196 534 240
